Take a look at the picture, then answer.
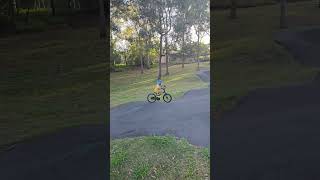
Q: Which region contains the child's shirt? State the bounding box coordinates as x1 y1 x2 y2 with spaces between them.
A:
154 84 161 94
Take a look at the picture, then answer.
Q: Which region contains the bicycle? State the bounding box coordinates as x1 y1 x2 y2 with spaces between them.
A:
147 85 172 103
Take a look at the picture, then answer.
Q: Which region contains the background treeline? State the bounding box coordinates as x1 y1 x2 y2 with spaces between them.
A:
111 0 210 77
0 0 101 34
212 0 311 9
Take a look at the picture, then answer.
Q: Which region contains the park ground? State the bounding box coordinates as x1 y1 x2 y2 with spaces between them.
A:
113 1 320 178
111 0 320 178
0 25 107 151
110 62 209 107
0 9 212 179
213 0 320 117
110 63 211 179
213 1 320 179
1 11 211 178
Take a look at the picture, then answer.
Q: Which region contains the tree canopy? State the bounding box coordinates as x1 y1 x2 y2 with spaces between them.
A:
111 0 210 74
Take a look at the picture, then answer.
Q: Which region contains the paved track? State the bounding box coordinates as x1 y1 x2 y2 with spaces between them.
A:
0 125 107 180
214 27 320 180
111 70 210 147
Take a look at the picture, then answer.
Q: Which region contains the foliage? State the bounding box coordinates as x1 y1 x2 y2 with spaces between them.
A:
110 0 210 69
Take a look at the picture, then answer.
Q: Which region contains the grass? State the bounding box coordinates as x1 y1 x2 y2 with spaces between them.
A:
213 0 320 116
110 136 210 179
110 62 210 107
0 26 107 150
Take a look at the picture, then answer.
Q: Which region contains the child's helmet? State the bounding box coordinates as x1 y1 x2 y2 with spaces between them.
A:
157 79 162 85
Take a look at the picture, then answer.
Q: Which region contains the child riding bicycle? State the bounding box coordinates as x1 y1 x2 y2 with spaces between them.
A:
147 79 172 103
154 79 166 96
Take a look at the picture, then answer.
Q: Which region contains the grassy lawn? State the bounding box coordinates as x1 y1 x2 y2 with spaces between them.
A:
111 136 210 179
0 27 107 150
110 62 210 107
213 0 320 117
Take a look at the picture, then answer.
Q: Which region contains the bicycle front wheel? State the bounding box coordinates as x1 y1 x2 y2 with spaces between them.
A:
163 93 172 103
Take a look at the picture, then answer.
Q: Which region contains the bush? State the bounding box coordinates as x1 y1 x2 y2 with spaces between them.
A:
15 20 47 33
18 8 49 16
46 16 67 25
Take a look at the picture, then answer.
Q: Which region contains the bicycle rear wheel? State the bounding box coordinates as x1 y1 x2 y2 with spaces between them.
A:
147 93 157 103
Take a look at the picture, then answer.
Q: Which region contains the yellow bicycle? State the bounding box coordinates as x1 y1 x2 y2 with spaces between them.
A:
147 85 172 103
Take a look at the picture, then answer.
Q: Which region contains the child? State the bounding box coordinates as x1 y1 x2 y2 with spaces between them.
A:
154 79 162 95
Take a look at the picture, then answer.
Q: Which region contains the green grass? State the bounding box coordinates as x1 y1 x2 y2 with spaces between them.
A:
110 136 210 179
0 27 107 150
213 0 320 116
110 62 210 107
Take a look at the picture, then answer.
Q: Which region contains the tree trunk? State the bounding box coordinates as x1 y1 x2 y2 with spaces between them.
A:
147 53 150 69
37 0 41 8
68 0 72 9
67 0 73 25
42 0 46 8
139 36 144 74
25 8 30 24
280 0 288 29
197 29 200 71
230 0 237 19
146 37 151 69
34 0 37 9
16 0 19 16
124 55 127 66
182 31 185 68
146 42 150 69
158 34 163 80
98 0 107 39
165 34 169 75
9 0 16 23
50 0 55 16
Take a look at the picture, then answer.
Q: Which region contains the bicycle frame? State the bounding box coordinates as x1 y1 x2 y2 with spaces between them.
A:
161 87 166 94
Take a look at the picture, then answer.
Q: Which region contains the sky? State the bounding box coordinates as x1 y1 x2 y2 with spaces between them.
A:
191 27 210 44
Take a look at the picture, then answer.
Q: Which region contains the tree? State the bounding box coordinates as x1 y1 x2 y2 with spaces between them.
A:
280 0 288 29
191 0 209 70
138 0 174 79
173 0 192 69
8 0 17 24
112 0 157 71
144 23 155 69
138 29 145 74
126 2 149 74
164 0 173 76
33 0 46 9
230 0 237 19
50 0 55 16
